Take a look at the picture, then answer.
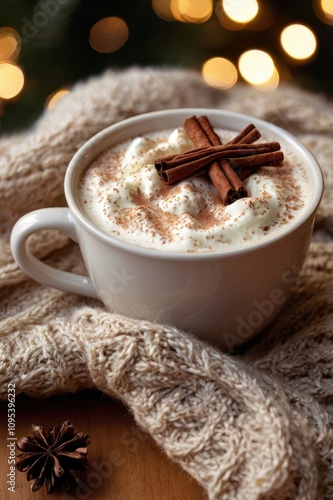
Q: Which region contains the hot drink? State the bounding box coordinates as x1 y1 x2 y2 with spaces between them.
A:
79 116 311 252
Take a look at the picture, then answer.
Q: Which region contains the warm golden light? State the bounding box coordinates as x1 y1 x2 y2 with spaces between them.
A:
321 0 333 22
251 67 280 92
238 50 274 85
152 0 174 20
215 4 244 31
313 0 333 24
0 62 24 99
280 24 317 60
89 17 129 53
170 0 184 21
322 0 333 14
202 57 238 90
222 0 258 23
45 89 70 110
0 27 20 62
171 0 213 23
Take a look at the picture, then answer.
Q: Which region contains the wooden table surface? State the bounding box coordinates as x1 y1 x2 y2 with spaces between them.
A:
0 390 204 499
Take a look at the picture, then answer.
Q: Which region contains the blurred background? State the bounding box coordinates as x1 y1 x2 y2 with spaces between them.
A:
0 0 333 134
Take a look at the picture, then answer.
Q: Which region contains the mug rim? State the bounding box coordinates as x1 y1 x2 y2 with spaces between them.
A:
65 108 324 260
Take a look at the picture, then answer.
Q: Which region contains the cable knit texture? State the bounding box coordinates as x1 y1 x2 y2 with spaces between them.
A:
1 68 333 500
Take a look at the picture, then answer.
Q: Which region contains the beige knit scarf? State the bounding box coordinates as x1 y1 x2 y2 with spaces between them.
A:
1 68 332 499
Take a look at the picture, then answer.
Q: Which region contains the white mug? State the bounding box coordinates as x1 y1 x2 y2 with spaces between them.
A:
10 109 323 349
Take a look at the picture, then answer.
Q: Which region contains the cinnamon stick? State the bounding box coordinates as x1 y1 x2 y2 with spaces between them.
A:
154 115 284 205
228 151 284 169
184 116 240 205
160 150 283 184
198 116 251 199
224 123 261 145
155 144 281 175
154 145 210 168
198 115 222 145
161 158 210 184
155 142 281 173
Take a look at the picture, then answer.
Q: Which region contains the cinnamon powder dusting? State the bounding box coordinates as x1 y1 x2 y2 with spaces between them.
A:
79 127 311 252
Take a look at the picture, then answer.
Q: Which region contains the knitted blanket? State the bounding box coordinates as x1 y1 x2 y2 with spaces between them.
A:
1 68 332 499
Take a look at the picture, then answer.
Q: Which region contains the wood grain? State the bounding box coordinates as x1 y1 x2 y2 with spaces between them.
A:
0 391 205 499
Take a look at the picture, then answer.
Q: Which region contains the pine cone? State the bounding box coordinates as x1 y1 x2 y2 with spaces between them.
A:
16 420 90 494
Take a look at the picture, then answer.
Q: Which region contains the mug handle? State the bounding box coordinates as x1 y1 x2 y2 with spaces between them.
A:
10 207 99 298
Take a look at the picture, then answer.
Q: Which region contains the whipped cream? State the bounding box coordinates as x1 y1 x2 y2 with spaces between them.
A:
79 127 310 252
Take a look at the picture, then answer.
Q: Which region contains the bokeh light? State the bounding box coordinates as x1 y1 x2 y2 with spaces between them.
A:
89 17 129 53
250 67 280 92
202 57 238 89
222 0 259 23
0 2 332 134
0 27 20 62
45 89 70 110
152 0 174 20
238 50 274 85
321 0 333 15
0 62 24 99
170 0 213 23
313 0 333 24
280 24 317 60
